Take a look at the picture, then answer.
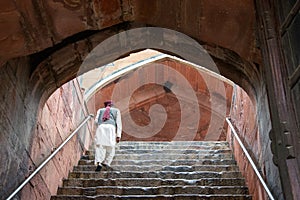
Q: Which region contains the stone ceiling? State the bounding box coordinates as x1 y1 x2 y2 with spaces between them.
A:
0 0 258 65
0 0 261 112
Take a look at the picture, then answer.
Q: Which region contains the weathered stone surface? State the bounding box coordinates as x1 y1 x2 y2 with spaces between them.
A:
0 57 92 200
227 87 282 200
0 0 256 66
52 195 251 200
0 57 37 199
74 164 239 173
21 25 258 113
57 186 250 195
78 159 237 168
0 1 292 199
51 141 251 199
132 0 257 61
62 178 246 187
20 80 94 200
0 0 133 64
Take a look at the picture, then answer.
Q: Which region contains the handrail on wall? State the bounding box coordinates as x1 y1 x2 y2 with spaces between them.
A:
226 117 275 200
6 114 94 200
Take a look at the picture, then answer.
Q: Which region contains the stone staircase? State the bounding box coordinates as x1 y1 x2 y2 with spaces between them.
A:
51 141 252 199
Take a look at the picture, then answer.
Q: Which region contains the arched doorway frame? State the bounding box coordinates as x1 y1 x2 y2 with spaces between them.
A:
30 25 283 198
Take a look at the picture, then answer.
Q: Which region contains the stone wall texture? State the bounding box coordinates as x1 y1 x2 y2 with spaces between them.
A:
20 79 93 200
0 0 257 66
227 86 283 200
0 0 296 199
0 57 37 199
0 56 92 200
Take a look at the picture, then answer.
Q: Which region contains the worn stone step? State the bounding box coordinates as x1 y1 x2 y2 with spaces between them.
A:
63 178 246 187
103 143 230 151
119 141 228 145
79 159 237 166
57 185 249 196
110 141 230 147
74 164 240 172
82 153 233 161
85 149 232 156
69 171 242 179
51 141 251 200
51 194 252 200
117 141 229 148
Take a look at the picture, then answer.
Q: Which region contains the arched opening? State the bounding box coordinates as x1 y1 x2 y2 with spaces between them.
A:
1 0 299 199
79 49 272 199
0 26 279 200
1 25 264 199
81 49 232 142
27 47 273 199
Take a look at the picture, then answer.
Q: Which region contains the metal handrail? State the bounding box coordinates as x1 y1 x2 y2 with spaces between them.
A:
6 114 94 200
226 117 275 200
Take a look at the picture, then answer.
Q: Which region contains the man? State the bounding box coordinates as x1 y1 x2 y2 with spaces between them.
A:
94 100 122 171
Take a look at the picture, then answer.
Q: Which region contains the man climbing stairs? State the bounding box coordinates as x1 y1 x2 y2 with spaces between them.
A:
51 141 252 199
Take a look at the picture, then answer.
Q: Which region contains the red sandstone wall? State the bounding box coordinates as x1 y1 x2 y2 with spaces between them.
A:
92 58 233 141
227 86 281 200
20 79 93 200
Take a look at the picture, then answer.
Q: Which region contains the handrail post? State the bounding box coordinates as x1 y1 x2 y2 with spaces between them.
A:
6 114 94 200
226 117 275 200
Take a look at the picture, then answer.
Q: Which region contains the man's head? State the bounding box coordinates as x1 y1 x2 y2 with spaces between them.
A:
104 100 113 107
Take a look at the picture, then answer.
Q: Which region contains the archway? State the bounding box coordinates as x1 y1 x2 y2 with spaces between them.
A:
27 27 275 200
77 48 274 199
0 1 298 199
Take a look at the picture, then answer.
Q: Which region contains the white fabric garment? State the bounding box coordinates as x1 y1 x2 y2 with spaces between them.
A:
95 108 122 140
95 124 117 146
94 106 122 166
94 144 115 166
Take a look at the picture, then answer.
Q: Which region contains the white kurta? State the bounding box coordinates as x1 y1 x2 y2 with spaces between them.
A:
95 124 117 146
94 107 122 146
94 107 122 166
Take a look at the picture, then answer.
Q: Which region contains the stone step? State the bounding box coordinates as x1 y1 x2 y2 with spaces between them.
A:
51 194 252 200
63 178 246 187
117 141 229 148
69 171 242 179
57 185 249 196
82 153 234 161
79 159 237 166
74 164 240 172
101 143 230 150
85 149 232 156
51 141 251 200
119 141 228 145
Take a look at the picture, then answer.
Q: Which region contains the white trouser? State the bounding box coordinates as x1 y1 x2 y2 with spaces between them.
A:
94 144 115 166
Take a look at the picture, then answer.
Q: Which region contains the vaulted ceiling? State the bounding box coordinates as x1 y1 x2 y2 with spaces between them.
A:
0 0 260 105
0 0 258 62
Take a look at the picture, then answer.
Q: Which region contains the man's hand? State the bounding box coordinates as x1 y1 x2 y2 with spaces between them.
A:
116 137 121 143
